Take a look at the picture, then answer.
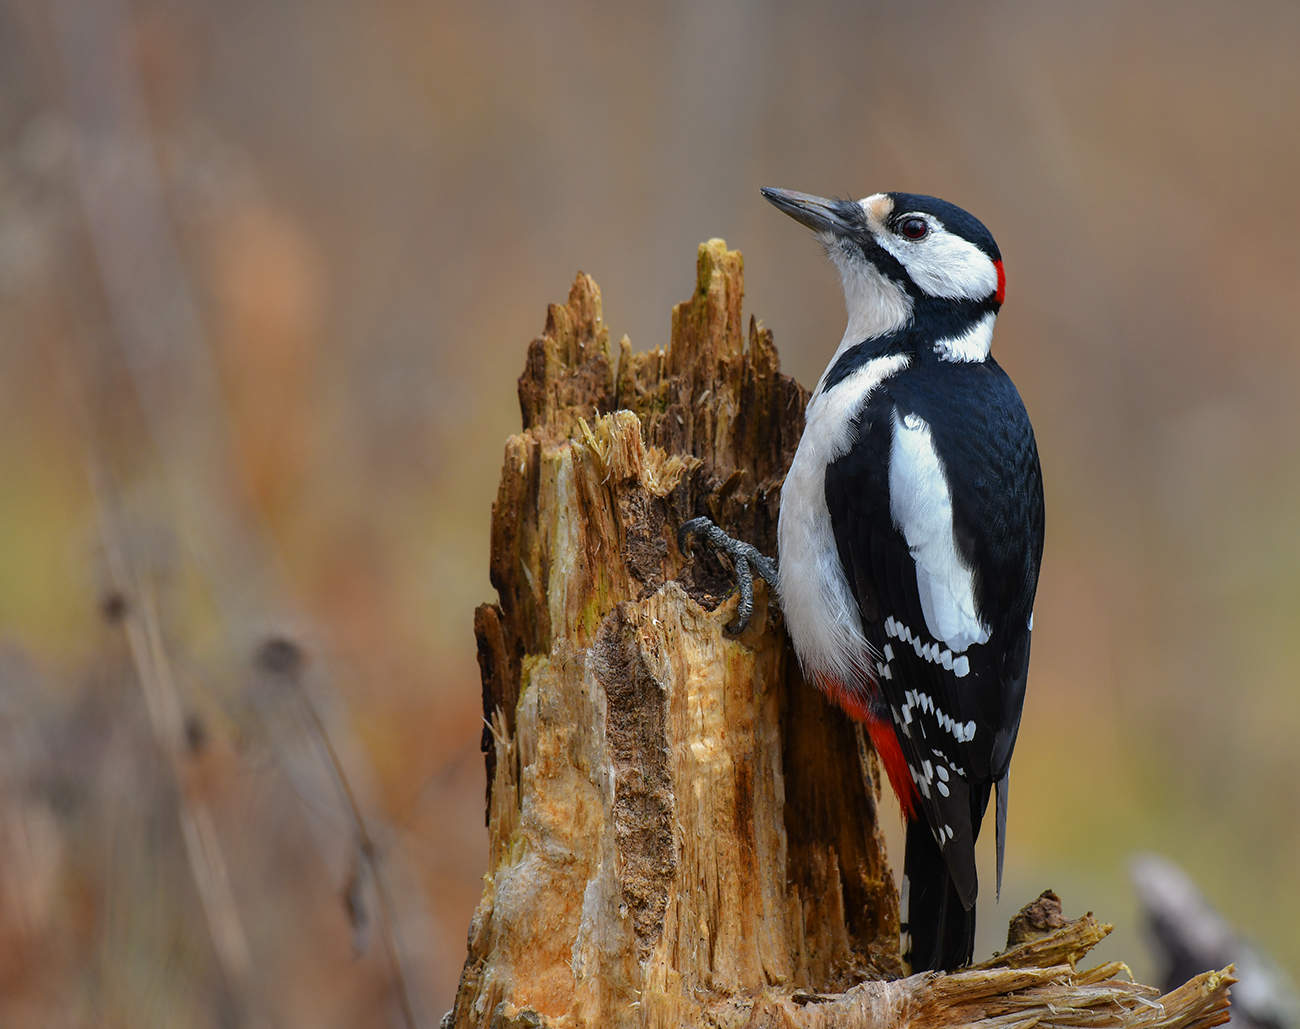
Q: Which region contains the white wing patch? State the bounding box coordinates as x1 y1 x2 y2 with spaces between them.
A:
888 409 990 653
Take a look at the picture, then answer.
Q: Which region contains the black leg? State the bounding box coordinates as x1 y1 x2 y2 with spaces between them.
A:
677 516 779 633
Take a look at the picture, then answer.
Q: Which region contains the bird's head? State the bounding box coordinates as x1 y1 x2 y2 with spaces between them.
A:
761 187 1004 349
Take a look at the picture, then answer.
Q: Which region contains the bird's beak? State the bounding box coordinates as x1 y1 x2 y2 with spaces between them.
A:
760 187 854 235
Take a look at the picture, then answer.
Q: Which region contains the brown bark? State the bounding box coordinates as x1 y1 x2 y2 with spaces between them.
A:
449 241 1234 1029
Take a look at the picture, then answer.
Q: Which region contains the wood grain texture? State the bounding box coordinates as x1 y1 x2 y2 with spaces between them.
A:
448 241 1233 1029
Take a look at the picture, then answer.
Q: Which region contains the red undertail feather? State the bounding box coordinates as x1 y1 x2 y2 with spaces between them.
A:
814 673 918 819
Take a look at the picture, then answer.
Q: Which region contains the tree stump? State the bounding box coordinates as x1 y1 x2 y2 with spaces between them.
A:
449 241 1234 1029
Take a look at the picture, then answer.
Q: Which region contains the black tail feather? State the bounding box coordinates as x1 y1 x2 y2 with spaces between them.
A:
995 772 1009 899
903 818 976 972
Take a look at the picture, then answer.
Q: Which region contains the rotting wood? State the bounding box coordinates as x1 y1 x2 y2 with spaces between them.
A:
448 240 1234 1029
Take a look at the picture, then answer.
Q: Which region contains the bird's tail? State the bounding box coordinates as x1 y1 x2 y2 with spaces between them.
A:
902 818 976 972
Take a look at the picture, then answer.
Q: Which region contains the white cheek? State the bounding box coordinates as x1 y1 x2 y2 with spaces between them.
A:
878 231 998 301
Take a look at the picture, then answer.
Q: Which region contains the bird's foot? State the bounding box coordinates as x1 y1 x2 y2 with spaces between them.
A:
677 516 778 633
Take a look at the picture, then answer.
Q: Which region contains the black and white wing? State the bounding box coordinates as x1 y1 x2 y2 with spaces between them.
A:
824 360 1044 904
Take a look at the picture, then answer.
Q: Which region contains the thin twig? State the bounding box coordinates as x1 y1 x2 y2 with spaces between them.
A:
86 453 262 1024
292 686 420 1029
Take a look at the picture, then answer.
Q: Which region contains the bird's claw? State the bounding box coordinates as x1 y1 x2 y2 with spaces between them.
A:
677 516 778 634
676 516 714 555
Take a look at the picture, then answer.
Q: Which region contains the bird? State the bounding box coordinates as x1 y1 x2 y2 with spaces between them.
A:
680 187 1044 972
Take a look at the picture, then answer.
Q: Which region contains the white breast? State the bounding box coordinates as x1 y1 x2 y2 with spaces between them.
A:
778 353 908 687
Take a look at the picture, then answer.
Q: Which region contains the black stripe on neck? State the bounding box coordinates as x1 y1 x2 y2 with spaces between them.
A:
913 293 1000 344
820 331 908 392
820 294 999 393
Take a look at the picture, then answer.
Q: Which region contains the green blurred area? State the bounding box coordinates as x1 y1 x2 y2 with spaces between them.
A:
1 0 1298 1023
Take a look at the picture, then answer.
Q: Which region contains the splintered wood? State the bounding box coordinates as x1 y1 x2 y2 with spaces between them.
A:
450 241 1233 1029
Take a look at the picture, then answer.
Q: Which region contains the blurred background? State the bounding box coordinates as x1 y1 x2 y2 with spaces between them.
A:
2 0 1298 1025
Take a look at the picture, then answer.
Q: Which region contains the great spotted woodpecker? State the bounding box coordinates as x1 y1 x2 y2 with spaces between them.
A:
681 187 1044 972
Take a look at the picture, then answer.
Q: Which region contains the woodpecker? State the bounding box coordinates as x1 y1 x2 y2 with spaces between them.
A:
681 187 1044 972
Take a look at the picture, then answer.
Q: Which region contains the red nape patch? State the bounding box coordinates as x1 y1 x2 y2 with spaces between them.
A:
994 259 1007 305
815 674 919 820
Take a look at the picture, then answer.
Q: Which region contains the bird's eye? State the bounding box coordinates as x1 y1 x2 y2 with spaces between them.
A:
897 216 929 240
